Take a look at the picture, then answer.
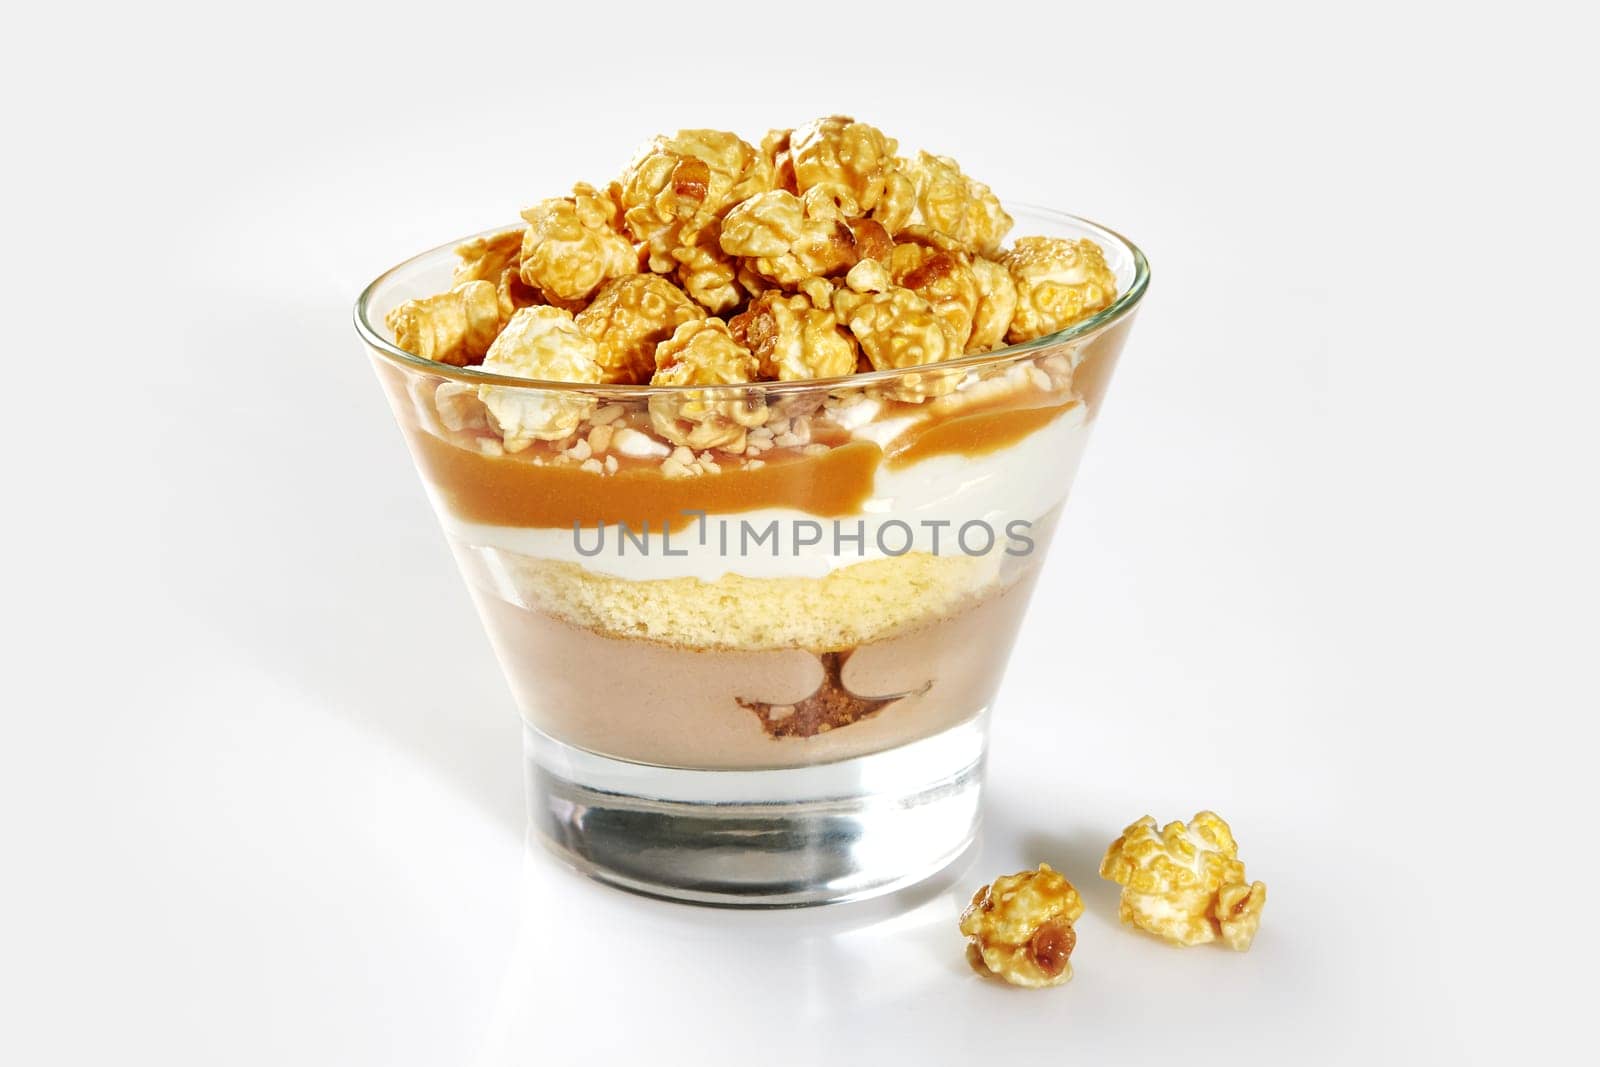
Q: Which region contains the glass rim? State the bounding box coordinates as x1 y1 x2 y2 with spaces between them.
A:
353 204 1149 396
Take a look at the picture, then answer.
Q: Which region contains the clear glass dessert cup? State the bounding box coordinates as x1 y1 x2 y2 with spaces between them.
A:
355 206 1148 905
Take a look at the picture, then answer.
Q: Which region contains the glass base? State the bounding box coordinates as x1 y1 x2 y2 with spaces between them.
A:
525 714 987 907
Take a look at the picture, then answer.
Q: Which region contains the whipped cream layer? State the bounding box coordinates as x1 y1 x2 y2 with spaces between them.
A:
432 404 1092 582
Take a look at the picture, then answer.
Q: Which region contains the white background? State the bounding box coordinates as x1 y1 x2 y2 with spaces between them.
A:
3 2 1595 1063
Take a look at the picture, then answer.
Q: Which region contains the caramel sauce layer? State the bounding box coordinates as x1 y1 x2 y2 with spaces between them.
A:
883 400 1076 469
382 349 1110 530
415 433 881 530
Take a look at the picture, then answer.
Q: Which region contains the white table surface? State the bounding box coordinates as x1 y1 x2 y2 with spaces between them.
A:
5 3 1591 1063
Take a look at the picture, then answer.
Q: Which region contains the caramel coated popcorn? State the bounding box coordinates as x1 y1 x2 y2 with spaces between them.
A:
455 229 542 322
383 116 1124 444
672 224 746 314
477 306 603 449
386 280 502 367
618 130 770 271
844 286 963 400
905 152 1013 255
451 230 523 288
719 190 885 288
960 864 1084 988
1001 236 1118 342
761 128 797 193
433 381 491 434
729 292 858 381
1099 811 1267 950
789 116 901 219
576 275 702 384
722 191 844 284
519 184 640 304
648 319 767 450
968 256 1019 352
494 265 542 322
889 240 982 351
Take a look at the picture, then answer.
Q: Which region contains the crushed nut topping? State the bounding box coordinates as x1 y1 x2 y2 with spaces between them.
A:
960 864 1085 988
1099 810 1267 950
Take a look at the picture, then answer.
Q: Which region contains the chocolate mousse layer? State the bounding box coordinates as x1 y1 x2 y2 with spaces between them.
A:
467 567 1042 770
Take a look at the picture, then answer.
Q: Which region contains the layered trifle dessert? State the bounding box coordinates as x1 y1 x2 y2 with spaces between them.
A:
357 116 1146 901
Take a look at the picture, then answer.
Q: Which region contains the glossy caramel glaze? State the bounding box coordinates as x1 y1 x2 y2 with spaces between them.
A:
413 432 881 530
883 400 1076 469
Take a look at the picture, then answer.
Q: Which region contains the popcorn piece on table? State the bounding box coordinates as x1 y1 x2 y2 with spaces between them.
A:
1000 236 1117 343
729 291 858 382
617 129 771 271
648 319 767 451
385 280 502 367
477 306 603 451
1099 810 1267 950
519 183 641 304
576 274 703 384
959 863 1085 989
904 151 1013 255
